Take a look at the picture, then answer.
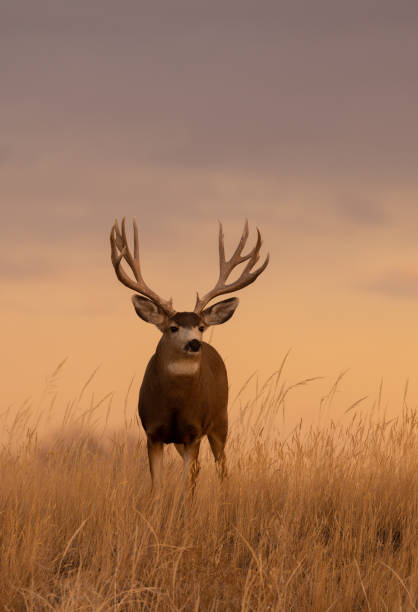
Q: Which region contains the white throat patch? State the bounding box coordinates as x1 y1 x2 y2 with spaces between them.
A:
166 359 200 376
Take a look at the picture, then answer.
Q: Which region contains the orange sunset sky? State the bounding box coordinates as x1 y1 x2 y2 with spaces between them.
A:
1 2 418 431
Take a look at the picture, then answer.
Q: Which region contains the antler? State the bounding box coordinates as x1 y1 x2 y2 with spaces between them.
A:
110 217 176 316
194 220 269 314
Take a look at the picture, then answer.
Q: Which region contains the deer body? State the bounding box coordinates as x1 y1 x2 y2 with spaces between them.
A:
110 218 268 493
140 340 228 448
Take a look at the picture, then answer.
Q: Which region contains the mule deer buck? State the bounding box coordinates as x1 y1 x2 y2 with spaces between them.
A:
110 218 269 493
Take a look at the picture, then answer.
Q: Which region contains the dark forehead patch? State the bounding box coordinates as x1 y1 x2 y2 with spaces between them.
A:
171 312 202 327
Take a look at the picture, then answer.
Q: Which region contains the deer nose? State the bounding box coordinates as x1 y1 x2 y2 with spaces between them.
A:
186 339 201 352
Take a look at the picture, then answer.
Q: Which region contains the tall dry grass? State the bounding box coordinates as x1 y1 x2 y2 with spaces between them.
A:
0 365 417 611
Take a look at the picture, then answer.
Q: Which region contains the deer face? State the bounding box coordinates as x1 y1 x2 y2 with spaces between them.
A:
131 295 239 356
165 313 204 356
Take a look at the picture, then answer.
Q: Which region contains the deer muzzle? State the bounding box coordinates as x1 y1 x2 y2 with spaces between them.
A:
185 339 201 353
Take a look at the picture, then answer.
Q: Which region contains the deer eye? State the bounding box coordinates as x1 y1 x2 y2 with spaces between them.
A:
199 326 205 332
169 326 179 333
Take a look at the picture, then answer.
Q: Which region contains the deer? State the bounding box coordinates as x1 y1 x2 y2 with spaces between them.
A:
110 218 269 494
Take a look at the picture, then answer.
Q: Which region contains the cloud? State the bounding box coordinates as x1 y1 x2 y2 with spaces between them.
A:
363 269 418 298
1 0 417 278
336 198 389 227
0 252 57 281
1 0 418 181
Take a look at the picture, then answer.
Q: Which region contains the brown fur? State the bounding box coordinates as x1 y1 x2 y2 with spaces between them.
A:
139 340 228 471
110 218 269 492
170 312 202 328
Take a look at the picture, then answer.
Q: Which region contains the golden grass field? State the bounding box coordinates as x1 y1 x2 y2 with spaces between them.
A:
0 362 417 611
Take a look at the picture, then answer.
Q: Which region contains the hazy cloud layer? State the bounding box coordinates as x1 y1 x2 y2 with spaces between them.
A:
335 198 389 227
1 0 417 285
3 1 418 421
1 0 417 176
364 269 418 299
0 254 54 281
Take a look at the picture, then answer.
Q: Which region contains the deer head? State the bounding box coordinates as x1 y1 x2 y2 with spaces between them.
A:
110 218 269 359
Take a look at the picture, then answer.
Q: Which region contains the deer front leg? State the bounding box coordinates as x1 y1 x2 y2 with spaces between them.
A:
182 440 201 498
208 433 227 481
147 438 163 493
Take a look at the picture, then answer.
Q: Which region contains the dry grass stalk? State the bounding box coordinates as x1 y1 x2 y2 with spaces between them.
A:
0 372 417 611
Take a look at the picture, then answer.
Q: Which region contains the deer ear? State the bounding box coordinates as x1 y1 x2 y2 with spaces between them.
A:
131 295 167 329
201 297 239 326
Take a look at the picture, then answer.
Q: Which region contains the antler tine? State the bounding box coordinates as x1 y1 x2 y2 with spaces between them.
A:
194 221 269 313
218 220 226 266
110 218 175 315
245 250 270 283
133 217 139 262
218 220 253 279
110 221 139 292
229 219 250 264
112 218 123 251
110 221 126 270
242 228 262 273
120 217 140 281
